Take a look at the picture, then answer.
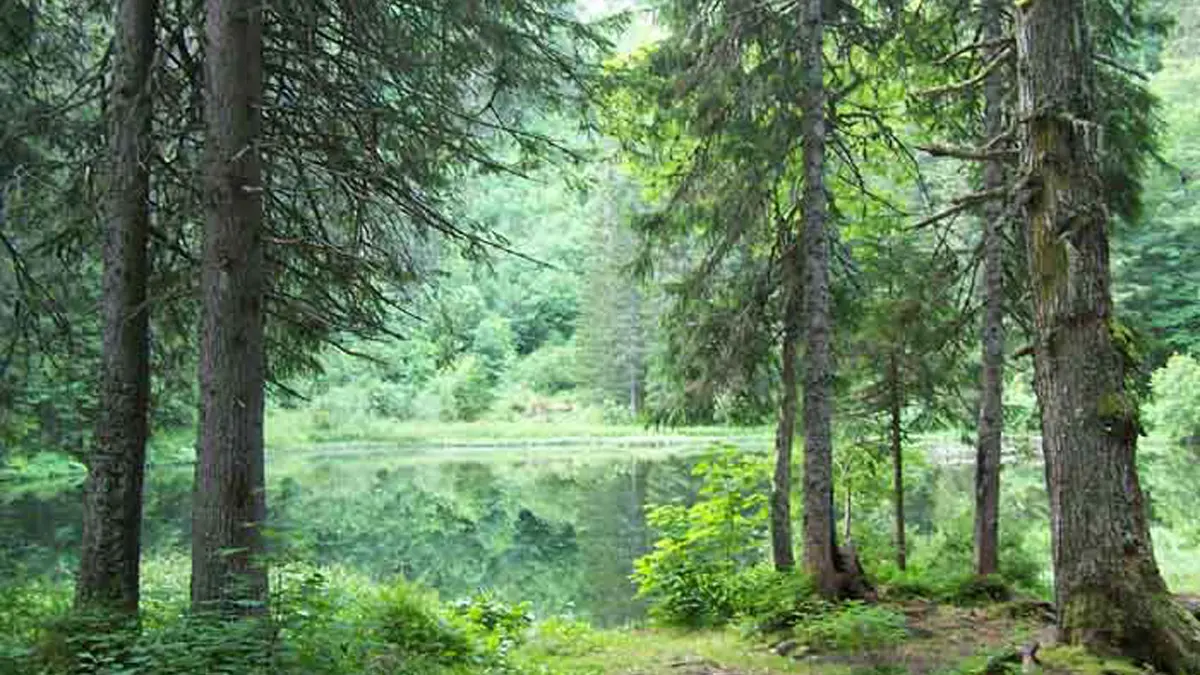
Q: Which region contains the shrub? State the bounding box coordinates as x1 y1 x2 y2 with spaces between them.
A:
0 578 73 674
793 602 907 653
632 446 770 627
371 581 475 667
450 591 533 659
735 565 823 635
874 564 1017 606
950 575 1012 605
872 511 1047 603
507 344 579 395
438 355 497 421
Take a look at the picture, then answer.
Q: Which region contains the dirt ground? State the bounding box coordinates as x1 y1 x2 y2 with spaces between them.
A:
675 600 1058 675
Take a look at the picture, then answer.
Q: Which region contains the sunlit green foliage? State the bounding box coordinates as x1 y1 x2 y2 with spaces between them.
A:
1114 55 1200 368
2 0 1200 672
1147 354 1200 443
632 446 770 627
2 560 541 674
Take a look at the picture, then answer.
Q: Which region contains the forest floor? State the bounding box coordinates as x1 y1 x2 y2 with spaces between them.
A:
518 600 1143 675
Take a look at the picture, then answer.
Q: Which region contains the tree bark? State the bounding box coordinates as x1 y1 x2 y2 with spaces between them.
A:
771 242 798 571
76 0 156 616
843 483 852 543
191 0 268 614
1017 1 1200 669
798 0 839 594
973 0 1006 579
889 353 906 571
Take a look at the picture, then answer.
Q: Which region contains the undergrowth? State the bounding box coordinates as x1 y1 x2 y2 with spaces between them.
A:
1 561 540 675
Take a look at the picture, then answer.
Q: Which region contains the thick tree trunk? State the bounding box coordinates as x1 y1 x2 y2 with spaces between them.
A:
771 276 798 571
973 0 1006 579
76 0 156 616
1017 1 1200 670
191 0 268 614
889 354 906 571
798 0 839 594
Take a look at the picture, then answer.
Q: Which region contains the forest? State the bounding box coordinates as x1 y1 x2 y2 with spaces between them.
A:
2 0 1200 673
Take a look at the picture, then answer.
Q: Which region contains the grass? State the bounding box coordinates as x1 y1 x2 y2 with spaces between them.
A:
264 408 772 449
515 626 853 675
511 602 1142 675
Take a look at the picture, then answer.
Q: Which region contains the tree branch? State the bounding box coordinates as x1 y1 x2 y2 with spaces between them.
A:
934 36 1013 67
917 144 1018 162
1094 54 1148 81
911 187 1008 230
917 47 1012 98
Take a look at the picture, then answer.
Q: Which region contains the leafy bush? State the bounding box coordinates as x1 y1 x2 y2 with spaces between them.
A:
735 564 823 635
470 314 517 385
872 511 1047 603
451 591 533 659
519 616 601 658
632 446 770 627
24 611 278 675
874 563 1018 606
792 602 907 653
507 343 579 395
0 578 72 673
371 580 476 667
3 565 538 675
1148 353 1200 443
439 355 498 421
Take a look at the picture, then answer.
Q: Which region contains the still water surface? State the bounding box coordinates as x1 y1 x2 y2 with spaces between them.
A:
1 439 748 625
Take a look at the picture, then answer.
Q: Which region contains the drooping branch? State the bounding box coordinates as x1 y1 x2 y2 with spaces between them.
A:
917 47 1013 98
934 36 1014 66
1094 54 1148 81
911 187 1008 230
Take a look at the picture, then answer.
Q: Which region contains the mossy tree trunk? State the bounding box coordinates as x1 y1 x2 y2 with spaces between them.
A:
76 0 157 617
1017 0 1200 670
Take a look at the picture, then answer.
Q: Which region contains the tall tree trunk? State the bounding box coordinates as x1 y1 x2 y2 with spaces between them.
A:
889 353 906 571
628 286 642 417
843 486 852 542
191 0 267 614
76 0 156 616
771 248 798 570
1017 1 1200 669
799 0 839 594
973 0 1006 580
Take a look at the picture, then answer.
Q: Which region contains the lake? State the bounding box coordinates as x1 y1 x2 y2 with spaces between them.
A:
1 437 761 626
5 432 1199 624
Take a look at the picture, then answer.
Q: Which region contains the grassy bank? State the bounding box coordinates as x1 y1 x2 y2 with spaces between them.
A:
264 409 773 449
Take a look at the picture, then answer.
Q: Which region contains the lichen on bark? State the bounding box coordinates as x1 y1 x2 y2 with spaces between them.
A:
1016 0 1200 670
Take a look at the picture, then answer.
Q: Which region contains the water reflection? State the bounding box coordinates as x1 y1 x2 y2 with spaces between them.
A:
0 444 714 626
